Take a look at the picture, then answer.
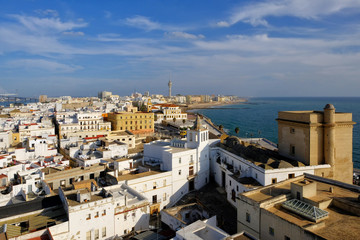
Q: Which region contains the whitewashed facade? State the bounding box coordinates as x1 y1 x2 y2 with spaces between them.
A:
143 118 210 206
58 184 150 239
210 144 331 207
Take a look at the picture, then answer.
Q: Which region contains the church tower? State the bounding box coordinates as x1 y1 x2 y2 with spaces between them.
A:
187 115 209 149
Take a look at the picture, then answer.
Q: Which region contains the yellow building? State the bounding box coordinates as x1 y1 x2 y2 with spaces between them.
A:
107 111 154 135
277 104 355 184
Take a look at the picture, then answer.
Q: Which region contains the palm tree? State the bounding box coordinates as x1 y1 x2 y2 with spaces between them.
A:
235 127 240 135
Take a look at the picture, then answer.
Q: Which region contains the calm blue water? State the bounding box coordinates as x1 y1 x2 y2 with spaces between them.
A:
195 97 360 169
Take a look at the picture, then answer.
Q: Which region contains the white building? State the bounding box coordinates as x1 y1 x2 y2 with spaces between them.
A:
151 104 187 123
58 183 150 239
0 131 11 151
115 170 173 214
18 122 55 143
174 216 230 240
210 136 331 207
143 116 210 205
56 111 111 139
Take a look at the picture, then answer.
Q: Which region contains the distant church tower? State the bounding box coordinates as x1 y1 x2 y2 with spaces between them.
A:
168 79 172 98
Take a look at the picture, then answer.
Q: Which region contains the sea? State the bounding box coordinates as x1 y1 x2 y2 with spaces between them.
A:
194 97 360 169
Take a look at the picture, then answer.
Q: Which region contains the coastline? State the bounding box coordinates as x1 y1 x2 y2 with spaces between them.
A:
185 99 247 110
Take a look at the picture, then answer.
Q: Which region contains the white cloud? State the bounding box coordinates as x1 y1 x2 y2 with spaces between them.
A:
9 14 87 33
34 9 59 17
6 59 83 73
216 21 230 27
62 31 85 36
220 0 360 27
165 31 205 40
124 15 161 31
122 15 185 32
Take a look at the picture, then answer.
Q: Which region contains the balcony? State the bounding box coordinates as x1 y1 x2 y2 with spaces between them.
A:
187 173 197 180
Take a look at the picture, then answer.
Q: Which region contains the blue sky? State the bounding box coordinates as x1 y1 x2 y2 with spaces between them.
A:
1 0 360 97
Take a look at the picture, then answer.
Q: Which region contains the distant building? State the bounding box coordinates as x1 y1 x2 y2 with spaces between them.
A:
151 104 187 123
277 104 355 184
56 112 111 139
107 109 154 135
39 95 47 103
98 91 112 99
237 173 360 240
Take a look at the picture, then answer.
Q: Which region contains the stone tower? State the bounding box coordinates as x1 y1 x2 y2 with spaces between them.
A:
324 104 336 167
277 104 355 184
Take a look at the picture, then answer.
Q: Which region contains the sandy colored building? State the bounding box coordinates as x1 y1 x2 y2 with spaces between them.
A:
277 104 355 184
237 173 360 240
107 111 154 135
101 130 136 148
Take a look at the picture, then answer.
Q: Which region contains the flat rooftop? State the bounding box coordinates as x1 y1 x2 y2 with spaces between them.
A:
229 175 262 189
219 137 305 169
65 189 106 207
44 164 105 181
242 175 360 239
0 205 67 239
105 130 133 136
116 170 163 181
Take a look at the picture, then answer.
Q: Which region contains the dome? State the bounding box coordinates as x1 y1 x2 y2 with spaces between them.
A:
324 104 335 110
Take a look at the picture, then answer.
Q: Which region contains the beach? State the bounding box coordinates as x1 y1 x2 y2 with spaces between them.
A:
185 99 247 110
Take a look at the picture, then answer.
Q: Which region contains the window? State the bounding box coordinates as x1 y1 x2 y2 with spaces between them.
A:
153 182 156 189
60 180 66 187
163 193 167 201
229 180 232 186
237 186 239 191
290 127 295 134
86 231 91 240
179 170 181 175
152 195 157 204
124 214 127 220
132 211 136 218
86 214 91 220
163 179 166 186
269 227 274 236
272 178 277 184
179 158 181 164
102 209 106 216
288 173 295 179
284 236 290 240
95 229 99 240
255 173 258 179
95 212 99 218
290 145 295 155
246 213 251 223
102 227 106 237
